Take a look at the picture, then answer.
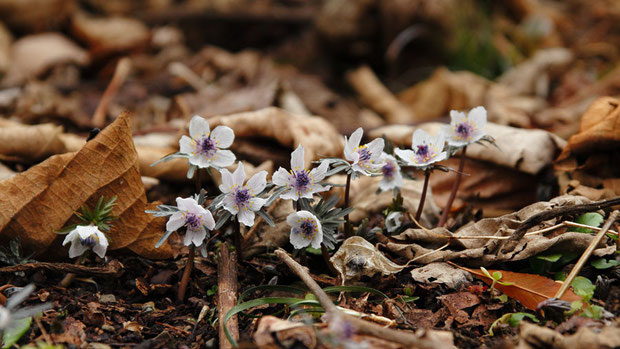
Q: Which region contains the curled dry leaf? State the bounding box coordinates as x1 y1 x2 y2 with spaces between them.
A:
384 195 616 265
451 263 581 311
0 119 67 162
556 97 620 196
328 174 441 227
0 22 10 75
254 316 316 347
0 112 171 259
4 32 90 85
0 161 15 181
410 262 472 290
330 236 405 283
516 322 620 349
207 107 344 168
72 12 150 56
346 65 414 124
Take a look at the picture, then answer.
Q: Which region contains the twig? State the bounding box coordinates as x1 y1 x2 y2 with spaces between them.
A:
438 147 467 228
218 243 239 349
274 249 437 349
554 210 619 299
234 221 243 261
92 57 132 128
0 260 123 276
501 197 620 254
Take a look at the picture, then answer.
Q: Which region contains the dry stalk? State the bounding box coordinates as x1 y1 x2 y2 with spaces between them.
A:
218 242 239 349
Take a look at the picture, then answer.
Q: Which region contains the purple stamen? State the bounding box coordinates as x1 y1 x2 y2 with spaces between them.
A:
197 137 217 157
80 234 97 248
358 148 372 162
456 123 474 138
298 221 315 239
382 161 395 178
416 144 429 157
234 189 250 208
185 212 201 231
293 170 310 191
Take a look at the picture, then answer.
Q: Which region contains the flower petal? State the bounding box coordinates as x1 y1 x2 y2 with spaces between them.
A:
211 125 235 148
68 242 88 258
189 115 210 139
290 145 305 171
237 208 255 226
219 168 234 193
289 228 310 249
248 197 266 211
348 128 363 149
468 106 487 129
309 160 329 181
166 211 185 232
201 209 216 230
187 153 210 168
246 170 267 194
176 197 199 211
63 230 79 246
211 149 236 168
449 110 466 124
310 228 323 249
280 190 300 201
179 135 194 154
366 138 385 158
272 167 291 186
394 148 415 164
232 162 246 187
286 211 301 227
221 194 239 214
411 129 432 146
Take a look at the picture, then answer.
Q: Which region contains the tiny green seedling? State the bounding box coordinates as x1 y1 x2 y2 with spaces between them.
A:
480 267 514 295
489 312 539 336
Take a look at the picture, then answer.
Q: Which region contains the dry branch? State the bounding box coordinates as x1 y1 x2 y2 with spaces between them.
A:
218 243 239 349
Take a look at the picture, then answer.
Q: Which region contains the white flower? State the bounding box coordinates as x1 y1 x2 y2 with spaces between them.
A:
286 210 322 249
378 153 403 191
62 225 109 259
179 115 236 169
0 285 51 331
219 162 268 226
344 127 385 175
385 211 403 233
272 145 330 201
395 129 447 168
443 106 487 147
165 197 215 247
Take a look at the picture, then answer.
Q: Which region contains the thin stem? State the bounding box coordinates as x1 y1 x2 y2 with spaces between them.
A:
194 167 202 193
295 200 300 212
321 243 338 275
344 172 352 237
177 246 195 302
554 210 619 299
438 146 467 227
234 220 243 261
415 170 431 222
59 254 87 288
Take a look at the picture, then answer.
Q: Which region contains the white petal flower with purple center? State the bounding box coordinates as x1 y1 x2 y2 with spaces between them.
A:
395 129 447 168
378 153 403 191
286 210 322 249
272 145 330 201
165 197 215 247
179 115 236 169
219 162 268 226
443 106 487 147
62 225 109 259
344 127 385 176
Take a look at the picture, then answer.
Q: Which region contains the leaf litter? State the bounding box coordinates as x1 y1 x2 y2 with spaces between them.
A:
0 1 619 348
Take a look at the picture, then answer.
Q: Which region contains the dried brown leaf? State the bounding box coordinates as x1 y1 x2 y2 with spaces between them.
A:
0 112 170 258
0 120 67 162
72 12 150 55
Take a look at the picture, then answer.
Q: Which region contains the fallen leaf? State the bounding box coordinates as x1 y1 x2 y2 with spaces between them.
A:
207 107 344 168
516 321 620 349
72 12 150 56
330 236 406 283
555 97 620 197
0 119 67 162
449 263 581 310
4 33 89 85
0 112 170 259
254 316 316 347
410 262 473 290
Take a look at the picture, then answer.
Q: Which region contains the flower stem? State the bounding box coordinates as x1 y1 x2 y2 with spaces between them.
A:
438 146 467 228
295 200 300 212
178 245 195 302
59 254 87 288
195 167 202 193
321 243 338 275
415 170 431 222
234 220 243 261
344 172 352 237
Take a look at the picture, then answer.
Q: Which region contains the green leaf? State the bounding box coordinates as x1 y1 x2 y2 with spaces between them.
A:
536 253 563 262
571 276 596 300
507 313 539 327
571 212 604 233
591 258 620 269
2 317 32 348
